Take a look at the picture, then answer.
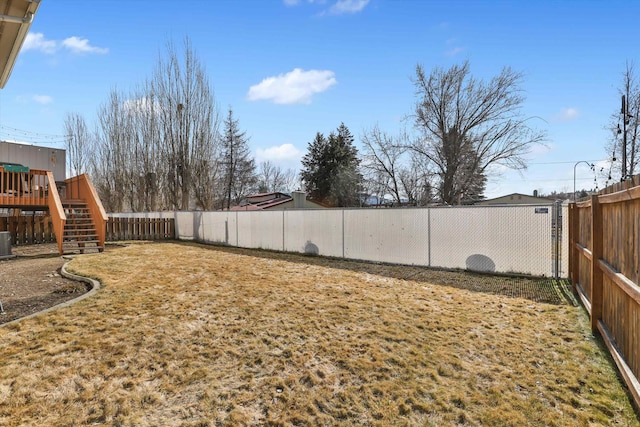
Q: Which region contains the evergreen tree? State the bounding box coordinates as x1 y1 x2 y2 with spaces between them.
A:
301 123 362 207
221 108 256 209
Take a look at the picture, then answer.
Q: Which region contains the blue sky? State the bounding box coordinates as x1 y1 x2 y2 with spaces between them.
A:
1 0 639 198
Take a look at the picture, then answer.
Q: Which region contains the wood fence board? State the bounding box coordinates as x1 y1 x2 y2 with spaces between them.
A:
0 215 57 245
1 215 174 244
598 321 640 410
569 173 640 410
104 217 174 241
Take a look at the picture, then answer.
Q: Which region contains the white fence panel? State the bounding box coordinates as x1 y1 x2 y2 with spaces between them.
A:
175 211 195 241
116 204 562 277
430 206 553 276
197 212 237 245
109 211 174 219
284 210 344 257
344 209 430 265
236 211 284 251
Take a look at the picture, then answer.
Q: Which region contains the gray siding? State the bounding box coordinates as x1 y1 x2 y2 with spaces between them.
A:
0 141 66 182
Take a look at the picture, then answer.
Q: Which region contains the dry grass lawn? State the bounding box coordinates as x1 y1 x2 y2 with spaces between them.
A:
0 242 637 426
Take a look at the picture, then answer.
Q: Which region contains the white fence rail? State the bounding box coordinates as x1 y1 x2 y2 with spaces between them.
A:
110 204 568 277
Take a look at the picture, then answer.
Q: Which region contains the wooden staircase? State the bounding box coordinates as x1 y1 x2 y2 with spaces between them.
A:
0 168 107 255
61 199 104 254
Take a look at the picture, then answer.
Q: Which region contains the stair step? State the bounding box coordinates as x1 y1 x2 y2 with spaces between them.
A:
57 199 104 255
61 246 104 255
62 240 101 244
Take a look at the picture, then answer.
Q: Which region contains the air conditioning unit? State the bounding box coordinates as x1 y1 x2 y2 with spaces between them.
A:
0 232 12 259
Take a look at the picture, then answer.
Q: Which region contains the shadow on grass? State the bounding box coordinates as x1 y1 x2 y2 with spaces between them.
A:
180 241 577 306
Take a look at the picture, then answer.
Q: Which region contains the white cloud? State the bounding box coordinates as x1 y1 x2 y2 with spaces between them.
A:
247 68 337 104
22 32 108 55
528 142 553 157
23 33 57 54
256 143 303 164
62 36 109 54
15 94 53 105
32 95 53 105
445 38 464 56
286 0 367 14
328 0 370 14
554 108 580 122
123 97 161 115
445 46 465 56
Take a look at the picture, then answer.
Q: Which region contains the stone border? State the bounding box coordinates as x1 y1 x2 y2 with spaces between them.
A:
0 257 101 327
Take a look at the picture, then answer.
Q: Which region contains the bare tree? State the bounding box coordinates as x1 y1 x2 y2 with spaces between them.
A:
606 61 640 181
361 125 408 205
64 112 92 177
90 38 220 212
412 61 546 204
152 37 219 210
127 83 163 211
94 89 132 213
256 161 297 193
399 153 434 206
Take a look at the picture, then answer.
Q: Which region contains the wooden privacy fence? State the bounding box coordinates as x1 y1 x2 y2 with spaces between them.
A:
569 175 640 409
0 216 175 244
0 215 55 245
106 217 175 241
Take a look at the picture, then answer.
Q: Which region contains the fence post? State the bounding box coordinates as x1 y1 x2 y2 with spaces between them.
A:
568 203 576 290
427 208 432 268
342 209 345 259
551 200 562 280
590 194 603 333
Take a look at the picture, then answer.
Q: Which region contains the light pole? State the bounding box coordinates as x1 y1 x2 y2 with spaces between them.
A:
621 94 634 181
573 161 594 202
622 95 628 181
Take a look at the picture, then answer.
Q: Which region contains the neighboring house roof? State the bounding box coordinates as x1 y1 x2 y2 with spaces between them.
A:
231 193 293 211
475 193 555 206
0 0 41 89
230 191 326 211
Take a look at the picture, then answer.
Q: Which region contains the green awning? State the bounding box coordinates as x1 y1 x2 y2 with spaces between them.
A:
1 164 29 173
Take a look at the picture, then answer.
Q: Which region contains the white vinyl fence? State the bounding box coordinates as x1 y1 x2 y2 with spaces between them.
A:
110 204 568 277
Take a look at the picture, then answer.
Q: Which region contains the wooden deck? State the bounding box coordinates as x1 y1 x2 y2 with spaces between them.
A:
0 167 108 254
0 168 49 208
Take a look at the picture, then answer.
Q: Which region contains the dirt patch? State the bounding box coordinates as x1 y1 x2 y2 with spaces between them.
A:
0 256 89 324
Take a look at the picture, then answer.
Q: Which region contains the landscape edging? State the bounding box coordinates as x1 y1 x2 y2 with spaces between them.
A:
0 257 101 327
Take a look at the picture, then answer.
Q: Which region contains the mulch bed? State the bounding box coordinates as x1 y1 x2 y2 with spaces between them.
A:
0 244 90 324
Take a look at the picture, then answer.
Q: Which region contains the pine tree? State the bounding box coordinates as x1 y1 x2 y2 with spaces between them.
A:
221 108 256 209
300 123 362 207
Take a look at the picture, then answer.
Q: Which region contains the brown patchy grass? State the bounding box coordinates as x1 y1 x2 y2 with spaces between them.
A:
0 241 636 426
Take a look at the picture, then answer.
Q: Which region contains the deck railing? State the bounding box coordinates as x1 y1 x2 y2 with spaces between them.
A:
0 167 49 208
47 171 66 254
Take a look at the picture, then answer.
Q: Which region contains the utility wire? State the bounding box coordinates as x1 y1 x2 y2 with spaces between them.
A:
527 159 608 165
